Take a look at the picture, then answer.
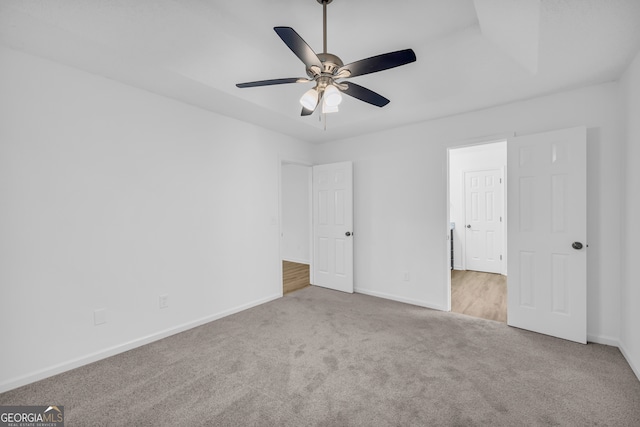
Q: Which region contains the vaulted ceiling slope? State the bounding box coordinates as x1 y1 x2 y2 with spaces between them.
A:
2 0 640 143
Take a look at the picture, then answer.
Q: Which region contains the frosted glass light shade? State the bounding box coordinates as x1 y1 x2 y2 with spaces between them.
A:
323 84 342 107
299 88 319 110
322 101 339 114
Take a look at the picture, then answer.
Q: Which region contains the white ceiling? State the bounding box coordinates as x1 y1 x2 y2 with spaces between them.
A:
2 0 640 143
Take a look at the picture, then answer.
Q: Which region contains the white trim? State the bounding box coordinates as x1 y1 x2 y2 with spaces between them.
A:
307 166 314 285
460 168 467 271
449 132 514 150
282 257 310 265
355 288 448 311
0 293 281 394
586 333 619 347
446 146 452 311
619 342 640 382
501 164 508 276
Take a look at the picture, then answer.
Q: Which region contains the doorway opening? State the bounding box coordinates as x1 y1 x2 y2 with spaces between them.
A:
448 141 507 322
282 260 310 294
280 162 313 295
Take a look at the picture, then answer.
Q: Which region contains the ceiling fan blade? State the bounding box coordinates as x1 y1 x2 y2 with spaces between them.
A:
338 49 416 78
301 107 314 116
274 27 322 70
236 77 308 88
341 82 390 107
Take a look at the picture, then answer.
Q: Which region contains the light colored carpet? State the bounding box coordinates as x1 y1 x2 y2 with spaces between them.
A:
2 286 639 426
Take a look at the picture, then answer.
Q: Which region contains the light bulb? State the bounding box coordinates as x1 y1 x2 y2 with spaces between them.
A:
323 84 342 107
299 88 319 110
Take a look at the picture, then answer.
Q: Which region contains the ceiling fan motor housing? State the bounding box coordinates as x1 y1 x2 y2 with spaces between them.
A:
309 53 343 77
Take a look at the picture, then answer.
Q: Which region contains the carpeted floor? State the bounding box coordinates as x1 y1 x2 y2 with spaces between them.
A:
2 286 639 426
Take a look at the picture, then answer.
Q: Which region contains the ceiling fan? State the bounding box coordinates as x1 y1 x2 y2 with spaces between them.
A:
236 0 416 116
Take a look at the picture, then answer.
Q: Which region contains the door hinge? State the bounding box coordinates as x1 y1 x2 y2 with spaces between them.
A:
500 216 503 222
500 254 503 260
500 178 502 184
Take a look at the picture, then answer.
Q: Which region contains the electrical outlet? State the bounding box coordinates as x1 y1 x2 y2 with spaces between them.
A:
403 271 410 281
159 294 169 309
94 308 106 326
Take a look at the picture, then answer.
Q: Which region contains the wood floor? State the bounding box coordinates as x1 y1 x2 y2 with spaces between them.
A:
283 263 505 321
451 269 507 323
282 261 310 294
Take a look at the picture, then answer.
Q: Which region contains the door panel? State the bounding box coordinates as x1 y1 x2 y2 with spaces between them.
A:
313 162 353 293
465 169 504 273
507 127 587 344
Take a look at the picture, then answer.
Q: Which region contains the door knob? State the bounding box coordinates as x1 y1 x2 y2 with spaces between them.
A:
345 231 352 237
572 242 583 250
466 225 471 228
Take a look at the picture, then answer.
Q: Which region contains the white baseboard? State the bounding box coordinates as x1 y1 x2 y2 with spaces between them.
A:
354 288 447 311
0 293 281 394
619 342 640 382
586 333 619 347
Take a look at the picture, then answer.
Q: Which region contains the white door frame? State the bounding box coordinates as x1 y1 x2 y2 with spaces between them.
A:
278 158 314 293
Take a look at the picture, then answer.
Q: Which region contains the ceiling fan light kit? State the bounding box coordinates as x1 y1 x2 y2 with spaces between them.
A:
300 88 320 110
323 84 342 107
236 0 416 118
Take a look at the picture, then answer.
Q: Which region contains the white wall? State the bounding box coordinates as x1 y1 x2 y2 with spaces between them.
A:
0 47 313 392
620 50 640 379
449 141 506 271
313 82 624 344
2 42 636 392
281 164 311 263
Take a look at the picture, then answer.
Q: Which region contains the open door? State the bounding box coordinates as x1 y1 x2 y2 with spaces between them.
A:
507 127 587 343
312 161 354 293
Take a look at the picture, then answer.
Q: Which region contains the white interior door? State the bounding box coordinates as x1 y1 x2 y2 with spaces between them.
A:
313 161 353 293
464 169 504 274
507 127 587 344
